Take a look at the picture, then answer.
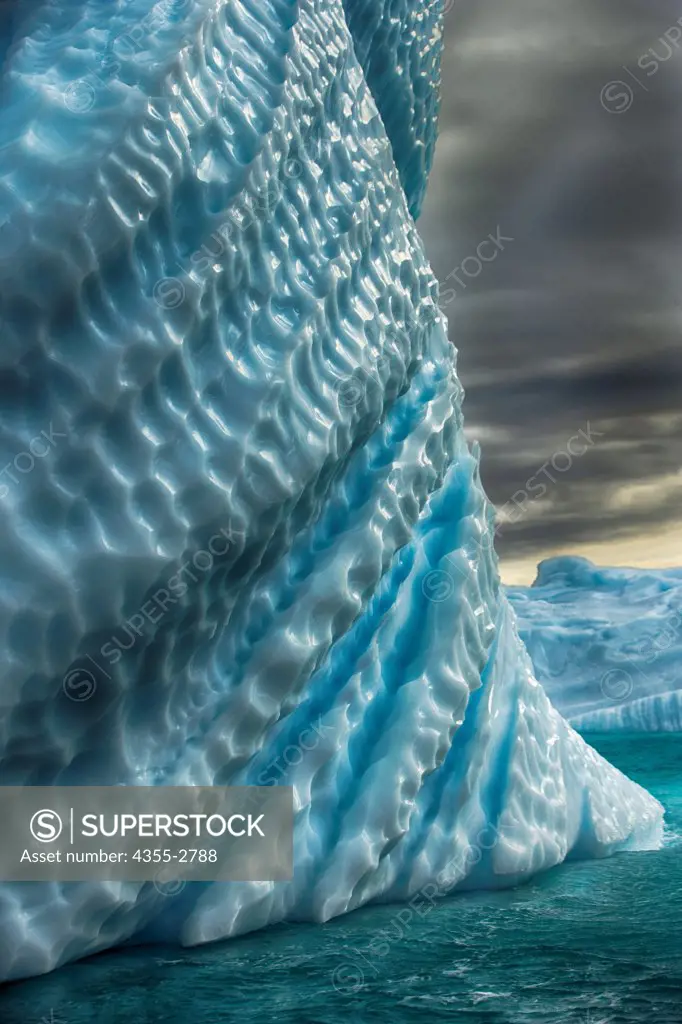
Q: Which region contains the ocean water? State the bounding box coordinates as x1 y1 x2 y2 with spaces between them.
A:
2 734 680 1024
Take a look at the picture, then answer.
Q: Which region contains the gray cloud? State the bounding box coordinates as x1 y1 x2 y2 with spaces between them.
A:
421 0 682 578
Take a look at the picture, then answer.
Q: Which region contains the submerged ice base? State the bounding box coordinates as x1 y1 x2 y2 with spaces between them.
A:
0 0 663 982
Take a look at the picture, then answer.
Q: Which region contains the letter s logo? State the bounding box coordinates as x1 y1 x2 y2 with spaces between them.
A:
600 80 634 114
30 809 63 843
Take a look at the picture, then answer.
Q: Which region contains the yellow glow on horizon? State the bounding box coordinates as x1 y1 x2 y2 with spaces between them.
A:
500 523 682 586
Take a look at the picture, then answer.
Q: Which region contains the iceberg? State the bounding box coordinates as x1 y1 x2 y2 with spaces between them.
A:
509 556 682 732
0 0 662 983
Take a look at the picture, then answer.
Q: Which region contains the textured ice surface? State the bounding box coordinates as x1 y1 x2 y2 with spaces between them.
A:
509 557 682 732
341 0 443 218
0 0 662 983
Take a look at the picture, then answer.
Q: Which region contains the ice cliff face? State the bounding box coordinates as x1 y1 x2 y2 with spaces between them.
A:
0 0 663 983
509 557 682 732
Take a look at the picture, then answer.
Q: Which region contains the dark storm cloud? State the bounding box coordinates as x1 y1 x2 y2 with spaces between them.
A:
420 0 682 574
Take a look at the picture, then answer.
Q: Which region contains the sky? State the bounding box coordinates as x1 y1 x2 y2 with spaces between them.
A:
420 0 682 583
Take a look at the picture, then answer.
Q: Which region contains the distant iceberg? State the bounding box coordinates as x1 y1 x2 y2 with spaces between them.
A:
0 0 662 983
509 556 682 731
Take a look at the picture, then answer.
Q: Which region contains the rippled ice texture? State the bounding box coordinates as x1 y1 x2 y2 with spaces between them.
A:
508 556 682 732
0 0 663 983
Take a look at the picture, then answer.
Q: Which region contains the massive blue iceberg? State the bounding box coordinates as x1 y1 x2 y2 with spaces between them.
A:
0 0 663 982
509 557 682 732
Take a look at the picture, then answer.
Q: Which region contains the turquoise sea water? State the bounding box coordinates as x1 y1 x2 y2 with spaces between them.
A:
2 734 680 1024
